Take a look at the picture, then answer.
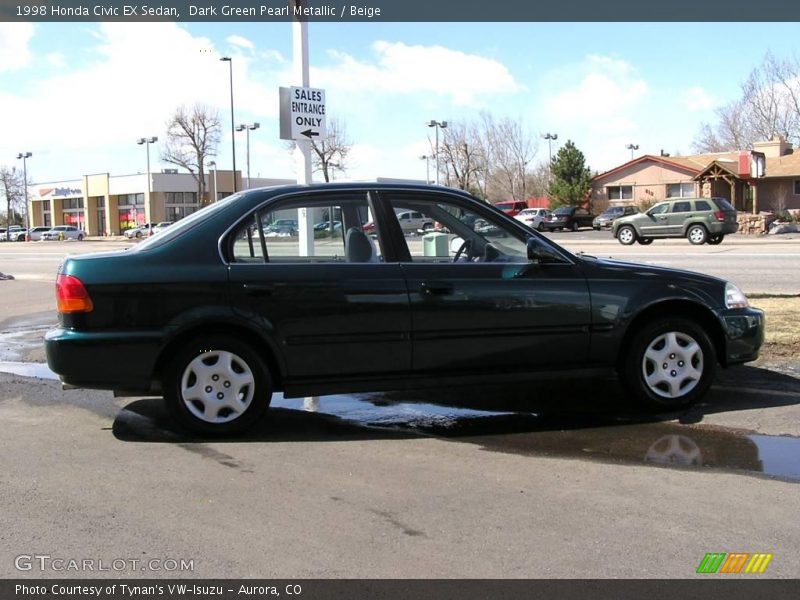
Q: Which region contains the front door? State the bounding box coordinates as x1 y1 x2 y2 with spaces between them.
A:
376 191 592 375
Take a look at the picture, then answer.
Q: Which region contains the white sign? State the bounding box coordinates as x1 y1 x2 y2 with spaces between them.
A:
279 86 327 142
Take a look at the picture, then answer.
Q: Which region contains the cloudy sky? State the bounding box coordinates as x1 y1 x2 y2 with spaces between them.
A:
1 21 798 188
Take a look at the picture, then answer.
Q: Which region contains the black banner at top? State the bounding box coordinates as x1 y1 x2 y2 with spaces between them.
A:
3 0 800 22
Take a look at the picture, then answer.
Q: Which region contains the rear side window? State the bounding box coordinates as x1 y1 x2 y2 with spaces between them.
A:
671 201 691 213
694 200 712 211
230 193 381 264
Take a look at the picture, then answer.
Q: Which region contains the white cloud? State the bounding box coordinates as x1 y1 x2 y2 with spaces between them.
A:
45 52 66 68
0 23 35 72
540 55 650 170
680 86 715 111
227 35 255 51
312 41 520 107
0 23 287 181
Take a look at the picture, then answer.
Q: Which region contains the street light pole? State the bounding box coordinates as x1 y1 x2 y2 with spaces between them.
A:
419 155 430 183
208 160 218 202
137 137 157 226
15 152 32 236
427 120 448 185
235 122 260 189
220 57 237 192
543 133 558 182
626 143 639 160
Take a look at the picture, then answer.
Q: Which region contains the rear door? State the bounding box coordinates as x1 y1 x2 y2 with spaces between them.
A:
227 190 411 381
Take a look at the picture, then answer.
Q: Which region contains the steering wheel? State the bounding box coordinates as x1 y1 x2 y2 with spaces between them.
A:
452 238 474 262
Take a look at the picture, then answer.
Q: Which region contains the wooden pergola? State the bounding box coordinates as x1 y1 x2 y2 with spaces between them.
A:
693 161 748 210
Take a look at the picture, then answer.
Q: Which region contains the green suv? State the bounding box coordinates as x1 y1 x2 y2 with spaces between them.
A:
612 197 737 245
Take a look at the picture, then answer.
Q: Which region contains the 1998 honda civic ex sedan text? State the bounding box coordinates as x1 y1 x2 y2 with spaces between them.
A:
45 183 764 435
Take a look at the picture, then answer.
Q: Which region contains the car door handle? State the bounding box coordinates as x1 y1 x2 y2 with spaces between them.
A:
420 281 454 296
242 283 274 296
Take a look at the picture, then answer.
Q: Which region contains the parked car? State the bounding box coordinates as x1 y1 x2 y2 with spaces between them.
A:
612 197 738 245
593 206 639 230
28 226 53 241
313 220 342 232
494 200 528 216
124 223 157 239
263 219 297 237
41 226 84 241
541 206 596 232
515 208 552 231
45 183 764 435
3 226 27 242
395 210 434 234
152 221 174 234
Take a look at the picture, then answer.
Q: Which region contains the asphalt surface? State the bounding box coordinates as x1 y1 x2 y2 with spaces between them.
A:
0 237 798 579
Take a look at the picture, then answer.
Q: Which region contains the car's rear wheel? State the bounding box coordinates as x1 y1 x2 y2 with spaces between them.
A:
537 222 545 231
617 225 636 245
707 234 724 245
164 335 272 435
637 237 653 245
571 222 579 232
136 231 142 239
77 233 84 241
687 225 707 245
621 317 716 411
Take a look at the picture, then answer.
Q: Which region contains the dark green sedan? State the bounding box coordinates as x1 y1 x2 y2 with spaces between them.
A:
45 183 765 435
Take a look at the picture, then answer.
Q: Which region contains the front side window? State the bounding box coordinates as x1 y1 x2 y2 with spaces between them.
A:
230 193 380 264
648 203 670 216
384 193 531 263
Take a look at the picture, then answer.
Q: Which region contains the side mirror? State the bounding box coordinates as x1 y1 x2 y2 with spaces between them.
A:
527 237 547 264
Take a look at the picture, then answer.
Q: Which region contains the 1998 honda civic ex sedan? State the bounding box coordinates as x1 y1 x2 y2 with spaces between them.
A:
45 183 764 435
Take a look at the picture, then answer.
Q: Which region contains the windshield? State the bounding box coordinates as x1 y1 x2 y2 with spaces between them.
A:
554 208 572 215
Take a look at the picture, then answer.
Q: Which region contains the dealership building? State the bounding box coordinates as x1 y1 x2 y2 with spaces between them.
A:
28 170 294 236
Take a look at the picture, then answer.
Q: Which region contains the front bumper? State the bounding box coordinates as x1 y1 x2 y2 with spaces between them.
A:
716 307 765 365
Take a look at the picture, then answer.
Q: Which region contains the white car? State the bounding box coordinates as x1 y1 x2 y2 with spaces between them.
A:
27 226 53 241
2 226 27 242
41 226 85 241
514 208 551 231
395 210 434 234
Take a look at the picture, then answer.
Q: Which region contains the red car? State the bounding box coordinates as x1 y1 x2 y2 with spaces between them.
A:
494 200 528 216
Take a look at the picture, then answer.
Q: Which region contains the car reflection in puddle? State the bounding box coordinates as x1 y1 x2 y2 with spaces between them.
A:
112 386 800 483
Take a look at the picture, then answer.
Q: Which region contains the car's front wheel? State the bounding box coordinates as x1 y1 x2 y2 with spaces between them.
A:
164 335 272 435
537 222 545 231
687 224 707 245
617 225 636 245
571 222 579 232
621 317 716 411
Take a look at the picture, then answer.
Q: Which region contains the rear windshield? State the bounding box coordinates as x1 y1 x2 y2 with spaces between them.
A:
554 208 572 215
715 198 735 212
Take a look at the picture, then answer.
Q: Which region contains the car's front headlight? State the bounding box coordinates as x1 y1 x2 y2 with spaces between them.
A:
725 282 749 309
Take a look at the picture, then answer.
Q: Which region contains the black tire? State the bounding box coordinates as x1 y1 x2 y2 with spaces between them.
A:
537 222 545 232
686 224 707 245
617 225 637 245
571 221 579 232
637 237 653 245
163 335 272 435
77 234 84 241
620 317 716 411
707 234 724 245
136 231 143 239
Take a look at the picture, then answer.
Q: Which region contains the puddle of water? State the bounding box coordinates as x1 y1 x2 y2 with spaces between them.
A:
0 361 58 380
271 393 519 429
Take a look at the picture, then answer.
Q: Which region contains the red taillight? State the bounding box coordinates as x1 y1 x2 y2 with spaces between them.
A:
714 211 726 221
56 274 94 313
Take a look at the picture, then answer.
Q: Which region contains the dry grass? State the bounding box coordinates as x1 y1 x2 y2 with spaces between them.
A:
749 296 800 359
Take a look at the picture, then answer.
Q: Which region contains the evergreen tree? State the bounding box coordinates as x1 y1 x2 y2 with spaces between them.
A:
546 140 592 209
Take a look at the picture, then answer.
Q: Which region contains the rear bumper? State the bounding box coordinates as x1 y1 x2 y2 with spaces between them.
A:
715 307 765 365
45 327 163 391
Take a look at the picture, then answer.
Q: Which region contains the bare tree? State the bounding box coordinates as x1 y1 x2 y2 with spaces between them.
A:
310 117 352 182
0 166 24 232
162 104 222 205
693 53 800 152
481 113 537 201
436 121 487 197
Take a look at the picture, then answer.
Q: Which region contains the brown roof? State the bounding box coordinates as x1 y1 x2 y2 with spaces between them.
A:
594 150 800 182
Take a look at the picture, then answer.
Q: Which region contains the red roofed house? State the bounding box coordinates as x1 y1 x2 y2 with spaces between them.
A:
591 137 800 221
